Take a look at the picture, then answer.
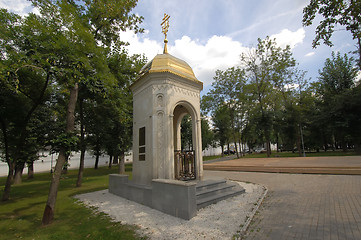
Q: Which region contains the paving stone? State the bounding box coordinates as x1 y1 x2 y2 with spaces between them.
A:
205 169 361 240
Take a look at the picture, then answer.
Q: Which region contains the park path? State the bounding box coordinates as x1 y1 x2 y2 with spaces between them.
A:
205 170 361 240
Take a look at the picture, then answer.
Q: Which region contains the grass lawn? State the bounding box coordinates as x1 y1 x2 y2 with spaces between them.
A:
203 155 223 161
0 164 146 240
204 149 358 160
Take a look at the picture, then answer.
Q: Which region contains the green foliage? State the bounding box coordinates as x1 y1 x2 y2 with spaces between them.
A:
49 133 79 154
318 52 357 96
241 37 297 156
0 0 143 193
303 0 361 69
202 36 320 156
202 66 247 155
83 50 146 162
314 51 361 152
181 115 192 150
303 0 361 47
212 104 232 149
179 115 214 152
201 118 215 151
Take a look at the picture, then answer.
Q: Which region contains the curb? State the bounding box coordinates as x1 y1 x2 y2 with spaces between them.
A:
233 181 268 240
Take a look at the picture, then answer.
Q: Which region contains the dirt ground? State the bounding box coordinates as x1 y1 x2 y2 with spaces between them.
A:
204 155 361 175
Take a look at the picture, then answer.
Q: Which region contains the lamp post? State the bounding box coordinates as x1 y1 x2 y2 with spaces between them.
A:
300 124 306 157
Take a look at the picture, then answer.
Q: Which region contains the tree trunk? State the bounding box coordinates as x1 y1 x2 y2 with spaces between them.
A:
357 36 361 70
119 152 125 174
1 118 13 201
355 142 361 155
14 163 24 185
76 148 85 187
42 147 67 225
94 153 99 169
28 162 34 179
108 155 113 169
266 140 271 157
62 155 69 175
234 140 239 158
76 98 85 187
324 140 328 152
113 154 119 164
238 138 243 157
221 145 224 157
2 166 14 201
42 83 78 226
341 139 348 152
230 115 239 158
296 133 302 157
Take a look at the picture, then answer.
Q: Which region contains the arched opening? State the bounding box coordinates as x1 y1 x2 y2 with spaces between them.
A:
173 103 197 180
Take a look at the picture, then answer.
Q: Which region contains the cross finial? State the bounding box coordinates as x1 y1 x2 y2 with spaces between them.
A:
161 13 170 54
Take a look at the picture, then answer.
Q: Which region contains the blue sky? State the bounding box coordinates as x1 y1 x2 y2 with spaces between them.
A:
1 0 358 93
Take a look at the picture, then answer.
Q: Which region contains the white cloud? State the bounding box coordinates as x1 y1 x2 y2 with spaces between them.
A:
118 31 163 59
270 28 305 49
305 52 315 57
120 32 249 87
171 35 248 86
0 0 38 16
120 28 307 88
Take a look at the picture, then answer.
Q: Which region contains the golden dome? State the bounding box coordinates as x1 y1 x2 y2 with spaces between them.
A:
137 53 201 83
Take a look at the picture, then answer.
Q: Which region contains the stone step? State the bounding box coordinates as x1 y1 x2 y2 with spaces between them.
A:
196 179 227 191
195 179 245 210
196 186 245 210
196 182 236 199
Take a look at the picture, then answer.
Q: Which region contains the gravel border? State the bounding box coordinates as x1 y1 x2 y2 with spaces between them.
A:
75 181 266 239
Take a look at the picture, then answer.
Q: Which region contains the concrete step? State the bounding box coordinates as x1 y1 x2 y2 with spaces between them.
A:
196 179 227 191
196 182 236 199
195 179 245 210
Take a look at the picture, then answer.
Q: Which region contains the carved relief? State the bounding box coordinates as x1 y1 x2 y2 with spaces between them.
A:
152 84 199 98
157 111 164 177
171 85 199 98
152 84 168 92
156 94 164 107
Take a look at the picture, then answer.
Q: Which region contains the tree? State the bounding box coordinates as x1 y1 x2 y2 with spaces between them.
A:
103 50 146 174
203 67 246 157
201 118 215 151
212 104 232 157
241 37 296 157
303 0 361 69
272 69 309 156
316 51 358 151
28 0 144 225
342 84 361 153
0 9 56 199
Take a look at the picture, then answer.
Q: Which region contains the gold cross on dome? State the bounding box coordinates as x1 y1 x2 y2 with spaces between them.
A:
161 13 170 53
161 13 170 38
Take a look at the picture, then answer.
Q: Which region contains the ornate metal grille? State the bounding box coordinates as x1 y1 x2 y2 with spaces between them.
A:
174 150 196 181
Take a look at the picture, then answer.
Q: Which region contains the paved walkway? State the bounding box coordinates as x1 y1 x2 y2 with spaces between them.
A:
204 156 361 175
205 171 361 240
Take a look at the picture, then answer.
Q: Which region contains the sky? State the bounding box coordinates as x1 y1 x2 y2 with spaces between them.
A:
1 0 358 94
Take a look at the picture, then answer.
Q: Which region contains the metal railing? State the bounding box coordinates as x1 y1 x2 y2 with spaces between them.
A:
174 150 196 181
